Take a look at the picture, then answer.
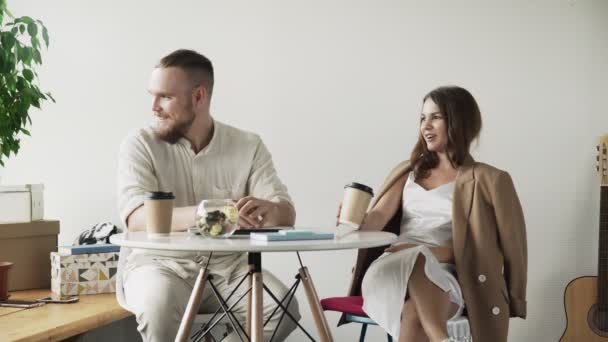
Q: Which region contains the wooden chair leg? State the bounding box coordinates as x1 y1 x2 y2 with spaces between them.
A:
358 323 368 342
245 265 253 336
299 267 334 342
175 267 209 342
251 272 264 342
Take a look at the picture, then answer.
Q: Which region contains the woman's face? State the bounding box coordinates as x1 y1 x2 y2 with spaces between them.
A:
420 98 448 153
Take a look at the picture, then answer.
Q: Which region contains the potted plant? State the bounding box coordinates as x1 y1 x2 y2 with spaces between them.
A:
0 0 54 175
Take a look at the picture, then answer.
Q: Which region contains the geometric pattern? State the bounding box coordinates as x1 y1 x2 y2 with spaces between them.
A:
51 252 119 295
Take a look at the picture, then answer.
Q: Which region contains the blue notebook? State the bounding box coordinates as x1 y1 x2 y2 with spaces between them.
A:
57 243 120 255
250 230 334 241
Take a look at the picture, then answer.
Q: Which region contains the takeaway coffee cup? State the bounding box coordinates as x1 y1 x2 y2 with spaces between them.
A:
0 261 13 301
144 191 175 237
338 182 374 228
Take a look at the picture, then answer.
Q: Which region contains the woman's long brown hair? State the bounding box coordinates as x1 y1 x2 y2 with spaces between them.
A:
409 86 482 180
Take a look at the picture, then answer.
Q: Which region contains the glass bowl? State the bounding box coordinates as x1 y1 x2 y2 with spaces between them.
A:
195 199 239 238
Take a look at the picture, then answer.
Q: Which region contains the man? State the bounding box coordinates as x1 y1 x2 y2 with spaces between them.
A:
116 49 300 342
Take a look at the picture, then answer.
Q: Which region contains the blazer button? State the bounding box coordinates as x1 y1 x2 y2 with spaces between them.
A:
492 306 500 315
478 274 486 283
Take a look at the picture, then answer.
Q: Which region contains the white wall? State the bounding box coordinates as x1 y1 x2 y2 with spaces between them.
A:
3 1 607 341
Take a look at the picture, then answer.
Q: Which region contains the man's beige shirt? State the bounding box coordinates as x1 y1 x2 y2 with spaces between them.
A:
117 119 293 279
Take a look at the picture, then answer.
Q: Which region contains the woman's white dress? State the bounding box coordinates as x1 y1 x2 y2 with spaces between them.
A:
361 172 465 338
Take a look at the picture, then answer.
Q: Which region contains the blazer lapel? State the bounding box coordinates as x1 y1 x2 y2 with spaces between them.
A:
370 160 411 211
452 156 475 262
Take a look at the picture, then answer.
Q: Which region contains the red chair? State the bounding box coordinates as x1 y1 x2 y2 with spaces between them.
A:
320 296 393 342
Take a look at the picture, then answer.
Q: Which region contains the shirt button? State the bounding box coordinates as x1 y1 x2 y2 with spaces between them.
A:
492 306 500 315
478 274 486 283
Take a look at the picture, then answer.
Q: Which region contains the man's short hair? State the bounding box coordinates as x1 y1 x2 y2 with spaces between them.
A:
157 49 214 96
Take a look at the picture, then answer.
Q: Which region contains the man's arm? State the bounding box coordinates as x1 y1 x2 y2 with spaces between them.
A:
118 133 191 232
238 139 296 228
125 205 197 232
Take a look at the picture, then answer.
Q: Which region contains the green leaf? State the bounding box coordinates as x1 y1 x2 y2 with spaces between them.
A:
27 22 38 37
19 16 34 25
30 36 39 49
32 49 41 64
22 68 34 81
1 33 15 49
19 24 24 34
31 97 40 109
5 75 16 91
15 77 25 90
42 27 49 47
17 46 32 66
20 128 30 136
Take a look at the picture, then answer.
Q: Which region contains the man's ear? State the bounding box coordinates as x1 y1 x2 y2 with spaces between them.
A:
193 85 208 105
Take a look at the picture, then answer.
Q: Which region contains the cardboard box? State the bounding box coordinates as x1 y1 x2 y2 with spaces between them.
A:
0 184 44 223
51 252 118 295
0 220 59 290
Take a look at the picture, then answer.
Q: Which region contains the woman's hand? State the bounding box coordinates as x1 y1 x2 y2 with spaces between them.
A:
384 243 417 253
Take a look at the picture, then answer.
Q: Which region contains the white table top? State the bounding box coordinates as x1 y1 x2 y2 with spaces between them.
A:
110 230 397 253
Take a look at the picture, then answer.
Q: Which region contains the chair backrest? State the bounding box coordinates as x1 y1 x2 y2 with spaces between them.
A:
447 316 472 342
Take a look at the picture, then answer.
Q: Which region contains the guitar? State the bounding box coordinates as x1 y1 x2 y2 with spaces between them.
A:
561 134 608 341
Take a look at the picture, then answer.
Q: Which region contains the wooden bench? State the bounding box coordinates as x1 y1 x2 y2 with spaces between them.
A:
0 289 135 342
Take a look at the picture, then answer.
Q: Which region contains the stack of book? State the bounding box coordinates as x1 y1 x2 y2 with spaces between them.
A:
250 230 334 241
51 244 120 296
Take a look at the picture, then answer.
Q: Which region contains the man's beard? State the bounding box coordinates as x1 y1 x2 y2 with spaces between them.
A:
153 111 195 144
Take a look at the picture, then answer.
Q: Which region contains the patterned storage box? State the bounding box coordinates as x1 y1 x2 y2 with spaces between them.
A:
51 252 119 295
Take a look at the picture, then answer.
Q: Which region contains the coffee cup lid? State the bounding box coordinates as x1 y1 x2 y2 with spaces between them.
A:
0 261 13 268
345 182 373 196
145 191 175 200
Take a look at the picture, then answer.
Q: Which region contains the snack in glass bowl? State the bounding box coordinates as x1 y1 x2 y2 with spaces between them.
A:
195 199 239 238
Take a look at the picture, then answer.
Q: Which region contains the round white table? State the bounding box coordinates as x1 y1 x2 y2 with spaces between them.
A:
111 230 397 342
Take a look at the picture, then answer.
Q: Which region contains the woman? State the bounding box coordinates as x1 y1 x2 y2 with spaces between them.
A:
338 86 527 342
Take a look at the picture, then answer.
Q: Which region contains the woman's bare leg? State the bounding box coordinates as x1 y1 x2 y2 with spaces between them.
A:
398 299 428 342
407 254 459 342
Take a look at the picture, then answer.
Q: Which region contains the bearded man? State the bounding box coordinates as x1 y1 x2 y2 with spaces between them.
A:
116 49 300 342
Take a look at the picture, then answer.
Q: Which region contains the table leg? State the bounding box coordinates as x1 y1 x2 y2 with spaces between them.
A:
299 266 334 342
249 252 264 342
252 271 264 341
175 267 209 342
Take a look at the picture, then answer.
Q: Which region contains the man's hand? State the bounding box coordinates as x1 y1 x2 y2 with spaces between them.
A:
384 243 417 253
235 196 279 228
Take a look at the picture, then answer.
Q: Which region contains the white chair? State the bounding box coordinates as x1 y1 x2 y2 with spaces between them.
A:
447 316 472 342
